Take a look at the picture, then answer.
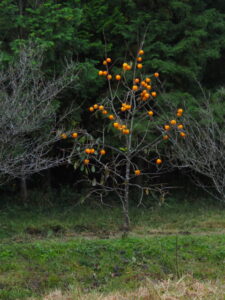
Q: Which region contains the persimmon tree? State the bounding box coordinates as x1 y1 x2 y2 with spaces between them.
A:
0 44 80 198
69 45 187 231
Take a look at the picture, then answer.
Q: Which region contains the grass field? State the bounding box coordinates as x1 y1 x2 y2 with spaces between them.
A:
0 199 225 299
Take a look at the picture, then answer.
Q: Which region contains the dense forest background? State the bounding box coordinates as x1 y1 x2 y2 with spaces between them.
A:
0 0 225 204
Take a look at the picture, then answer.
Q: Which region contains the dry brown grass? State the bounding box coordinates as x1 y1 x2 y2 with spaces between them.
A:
31 275 225 300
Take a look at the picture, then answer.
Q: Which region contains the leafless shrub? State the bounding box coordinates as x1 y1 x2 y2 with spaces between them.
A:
168 88 225 203
0 43 80 183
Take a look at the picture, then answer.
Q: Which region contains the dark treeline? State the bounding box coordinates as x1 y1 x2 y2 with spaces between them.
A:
0 0 225 203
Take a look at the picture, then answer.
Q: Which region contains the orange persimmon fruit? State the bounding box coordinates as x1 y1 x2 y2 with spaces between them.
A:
61 133 67 139
156 158 162 165
71 132 78 138
83 159 90 165
100 149 106 155
135 169 141 176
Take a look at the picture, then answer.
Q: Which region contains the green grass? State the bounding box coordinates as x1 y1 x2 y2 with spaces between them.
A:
1 235 225 299
0 200 225 240
0 200 225 299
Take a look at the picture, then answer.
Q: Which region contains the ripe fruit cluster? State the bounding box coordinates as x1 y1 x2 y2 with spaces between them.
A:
113 122 130 134
97 50 159 106
98 70 108 76
84 148 106 155
123 63 132 71
85 148 95 154
162 108 186 140
130 51 158 101
136 49 144 69
83 148 106 165
121 103 131 111
88 102 131 135
89 104 108 115
133 77 157 101
177 108 183 117
60 132 78 139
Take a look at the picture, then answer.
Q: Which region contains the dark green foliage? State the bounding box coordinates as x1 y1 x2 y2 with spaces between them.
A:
0 0 225 193
1 0 225 87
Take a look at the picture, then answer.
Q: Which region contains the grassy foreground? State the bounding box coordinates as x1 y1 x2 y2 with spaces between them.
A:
0 200 225 299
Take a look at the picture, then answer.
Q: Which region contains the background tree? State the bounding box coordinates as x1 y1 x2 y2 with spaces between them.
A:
0 44 80 200
168 87 225 203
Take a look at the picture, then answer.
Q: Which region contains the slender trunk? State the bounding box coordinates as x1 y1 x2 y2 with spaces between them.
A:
123 159 131 232
20 176 28 204
122 92 133 232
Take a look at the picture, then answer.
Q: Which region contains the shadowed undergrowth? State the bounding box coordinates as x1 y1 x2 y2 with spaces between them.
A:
1 199 225 240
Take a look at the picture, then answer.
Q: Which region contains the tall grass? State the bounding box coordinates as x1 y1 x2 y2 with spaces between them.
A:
31 276 225 300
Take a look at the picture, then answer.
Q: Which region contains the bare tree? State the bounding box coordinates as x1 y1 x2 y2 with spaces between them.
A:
168 88 225 203
0 44 80 196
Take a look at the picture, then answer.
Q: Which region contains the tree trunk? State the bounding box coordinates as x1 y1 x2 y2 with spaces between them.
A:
123 159 131 232
20 176 28 204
